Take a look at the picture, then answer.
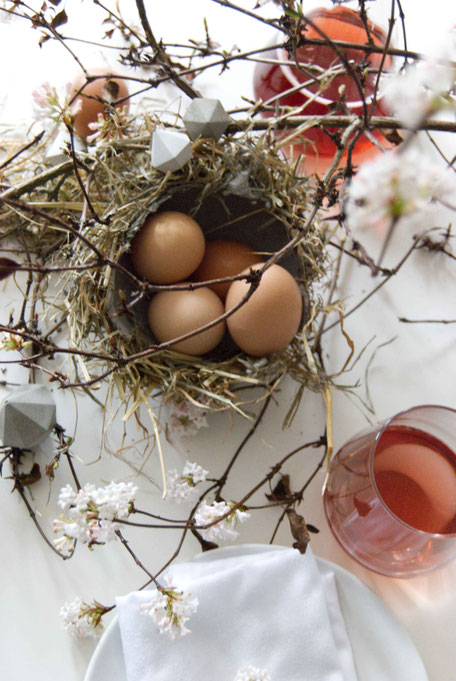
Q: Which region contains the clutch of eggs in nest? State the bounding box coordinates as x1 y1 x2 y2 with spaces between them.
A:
126 210 304 358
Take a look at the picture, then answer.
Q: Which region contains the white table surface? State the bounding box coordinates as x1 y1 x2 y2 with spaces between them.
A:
1 2 456 681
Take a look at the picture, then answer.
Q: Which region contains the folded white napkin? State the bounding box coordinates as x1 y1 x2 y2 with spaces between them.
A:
116 546 358 681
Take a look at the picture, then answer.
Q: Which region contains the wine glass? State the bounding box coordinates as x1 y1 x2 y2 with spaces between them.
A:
253 5 393 174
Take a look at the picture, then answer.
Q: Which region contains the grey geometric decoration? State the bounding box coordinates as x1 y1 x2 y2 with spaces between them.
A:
183 98 231 141
150 129 193 173
45 127 86 166
0 385 56 449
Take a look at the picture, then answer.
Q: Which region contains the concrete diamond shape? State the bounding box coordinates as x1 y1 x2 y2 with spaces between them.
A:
151 129 193 173
183 98 231 141
0 385 56 449
45 127 86 166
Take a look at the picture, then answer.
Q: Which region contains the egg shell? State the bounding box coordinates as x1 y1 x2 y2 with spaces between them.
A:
225 264 303 356
71 68 129 139
191 240 265 300
130 211 206 284
148 285 226 356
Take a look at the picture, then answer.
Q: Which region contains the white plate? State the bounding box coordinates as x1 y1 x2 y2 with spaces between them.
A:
84 544 429 681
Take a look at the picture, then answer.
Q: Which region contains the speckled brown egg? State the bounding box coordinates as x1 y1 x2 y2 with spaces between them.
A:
191 239 264 300
148 285 226 356
225 263 302 356
70 68 129 139
130 211 206 284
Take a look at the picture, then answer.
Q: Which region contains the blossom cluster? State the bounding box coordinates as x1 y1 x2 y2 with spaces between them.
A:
193 499 250 542
140 575 199 639
165 460 208 504
0 332 32 352
344 147 455 232
383 32 456 128
166 399 209 440
234 667 272 681
86 107 133 146
53 481 137 554
32 81 82 129
59 597 105 638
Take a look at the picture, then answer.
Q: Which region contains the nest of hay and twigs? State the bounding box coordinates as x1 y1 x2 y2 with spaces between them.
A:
0 117 334 420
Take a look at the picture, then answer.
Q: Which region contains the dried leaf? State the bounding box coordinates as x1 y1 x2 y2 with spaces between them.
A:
12 463 41 490
38 33 51 47
0 257 19 281
50 8 67 28
266 474 292 502
286 508 310 554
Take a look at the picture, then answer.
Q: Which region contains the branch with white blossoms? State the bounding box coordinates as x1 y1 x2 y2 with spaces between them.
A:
86 107 135 146
234 667 272 681
60 596 109 638
53 481 137 554
32 81 82 130
0 331 32 352
382 30 456 129
166 399 209 440
193 499 251 542
165 460 209 504
344 147 456 233
140 575 199 639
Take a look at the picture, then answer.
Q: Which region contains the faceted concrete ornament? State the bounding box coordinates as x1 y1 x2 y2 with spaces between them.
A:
45 127 86 166
183 98 231 141
0 385 56 449
150 129 193 173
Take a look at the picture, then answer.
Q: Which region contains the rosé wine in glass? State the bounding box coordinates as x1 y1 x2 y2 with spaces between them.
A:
323 405 456 577
253 6 393 174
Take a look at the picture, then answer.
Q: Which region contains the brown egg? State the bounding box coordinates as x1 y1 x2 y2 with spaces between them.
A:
130 211 206 284
191 240 264 300
70 68 129 139
225 264 302 356
148 285 226 356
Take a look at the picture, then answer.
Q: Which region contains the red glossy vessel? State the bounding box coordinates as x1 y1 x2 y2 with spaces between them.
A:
253 6 393 173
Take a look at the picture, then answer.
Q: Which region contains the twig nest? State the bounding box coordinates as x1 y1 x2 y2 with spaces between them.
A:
11 125 329 414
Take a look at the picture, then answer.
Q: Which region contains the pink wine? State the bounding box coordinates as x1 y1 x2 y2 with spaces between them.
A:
253 7 392 170
374 426 456 534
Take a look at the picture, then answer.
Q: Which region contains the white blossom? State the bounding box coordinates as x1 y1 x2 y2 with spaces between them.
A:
234 666 272 681
0 332 32 352
60 597 103 638
53 481 137 553
86 107 133 146
193 500 250 542
166 399 208 440
165 460 209 504
31 81 81 129
140 575 199 640
57 483 78 511
382 34 456 128
344 147 455 232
